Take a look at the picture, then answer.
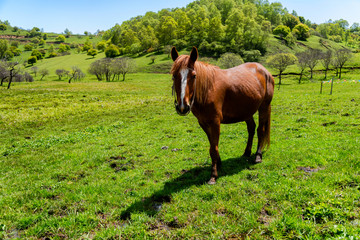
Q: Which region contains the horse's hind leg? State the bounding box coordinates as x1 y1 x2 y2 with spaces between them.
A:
255 104 271 163
243 117 256 157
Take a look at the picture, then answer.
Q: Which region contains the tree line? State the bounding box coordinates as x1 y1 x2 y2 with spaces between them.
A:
266 48 353 89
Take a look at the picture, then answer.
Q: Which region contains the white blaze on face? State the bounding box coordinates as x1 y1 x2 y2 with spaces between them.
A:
180 68 189 109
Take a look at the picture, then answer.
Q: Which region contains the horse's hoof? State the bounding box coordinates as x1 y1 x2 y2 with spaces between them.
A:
208 178 216 185
254 155 262 163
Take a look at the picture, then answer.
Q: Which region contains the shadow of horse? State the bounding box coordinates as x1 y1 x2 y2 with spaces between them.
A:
120 155 256 220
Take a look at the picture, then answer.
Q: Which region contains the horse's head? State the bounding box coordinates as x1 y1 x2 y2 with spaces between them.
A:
171 46 198 116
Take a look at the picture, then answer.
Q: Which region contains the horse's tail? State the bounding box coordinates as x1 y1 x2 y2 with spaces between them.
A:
263 105 271 149
262 68 274 150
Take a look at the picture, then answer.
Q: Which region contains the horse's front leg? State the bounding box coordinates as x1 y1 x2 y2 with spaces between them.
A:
199 121 221 185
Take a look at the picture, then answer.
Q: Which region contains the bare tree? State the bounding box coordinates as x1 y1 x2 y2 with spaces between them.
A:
304 49 321 79
112 57 136 81
5 61 20 89
56 69 69 80
320 50 333 80
39 69 49 81
0 61 9 86
296 51 308 84
31 66 38 77
88 58 112 81
68 66 85 83
334 49 352 79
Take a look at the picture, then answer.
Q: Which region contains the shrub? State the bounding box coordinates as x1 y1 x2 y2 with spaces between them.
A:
96 41 106 52
31 50 43 60
24 44 33 51
48 52 57 58
242 50 261 62
55 35 66 43
293 24 310 41
217 53 244 69
105 44 120 58
87 48 98 58
273 25 291 39
28 56 37 66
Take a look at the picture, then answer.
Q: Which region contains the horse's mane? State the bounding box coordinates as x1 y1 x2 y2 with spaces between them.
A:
171 55 218 104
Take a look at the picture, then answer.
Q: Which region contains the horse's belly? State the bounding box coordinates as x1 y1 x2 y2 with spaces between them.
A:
221 94 262 124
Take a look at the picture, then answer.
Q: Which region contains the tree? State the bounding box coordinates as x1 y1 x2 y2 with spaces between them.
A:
0 61 9 86
56 69 69 80
0 39 9 59
158 16 178 45
282 14 300 30
68 66 85 83
266 53 297 89
296 51 308 83
273 25 291 39
55 35 66 43
88 58 112 81
28 56 37 66
333 49 352 79
31 66 38 77
64 28 72 38
304 49 322 79
292 24 310 40
319 50 332 79
39 69 49 81
82 38 92 52
111 57 136 81
0 24 7 32
96 41 106 52
217 53 244 69
31 49 43 60
87 49 98 58
3 61 20 89
105 44 120 58
58 44 70 54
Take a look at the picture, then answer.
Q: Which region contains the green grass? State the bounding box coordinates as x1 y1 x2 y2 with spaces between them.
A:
1 74 359 239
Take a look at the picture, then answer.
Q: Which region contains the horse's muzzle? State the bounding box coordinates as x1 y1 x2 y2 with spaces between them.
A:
175 103 190 116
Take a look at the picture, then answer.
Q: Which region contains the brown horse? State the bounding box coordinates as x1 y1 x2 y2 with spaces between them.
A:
171 47 274 184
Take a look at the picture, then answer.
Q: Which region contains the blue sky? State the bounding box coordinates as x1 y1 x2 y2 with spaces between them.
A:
0 0 359 34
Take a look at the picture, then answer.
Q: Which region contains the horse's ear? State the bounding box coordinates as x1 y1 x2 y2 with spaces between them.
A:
171 47 179 62
190 47 198 63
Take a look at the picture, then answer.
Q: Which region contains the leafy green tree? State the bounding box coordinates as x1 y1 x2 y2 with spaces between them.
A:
282 14 300 30
266 53 297 89
82 38 92 52
28 56 37 66
105 44 120 58
87 48 98 58
273 25 291 39
64 28 72 38
217 53 244 69
293 24 310 40
55 35 66 42
58 44 70 54
0 39 9 59
0 24 7 32
96 41 106 52
31 49 43 60
158 15 178 45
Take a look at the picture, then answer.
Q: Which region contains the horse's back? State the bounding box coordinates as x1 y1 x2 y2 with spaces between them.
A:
218 62 274 123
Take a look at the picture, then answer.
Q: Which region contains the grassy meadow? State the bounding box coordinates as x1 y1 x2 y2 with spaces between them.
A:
0 71 359 239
